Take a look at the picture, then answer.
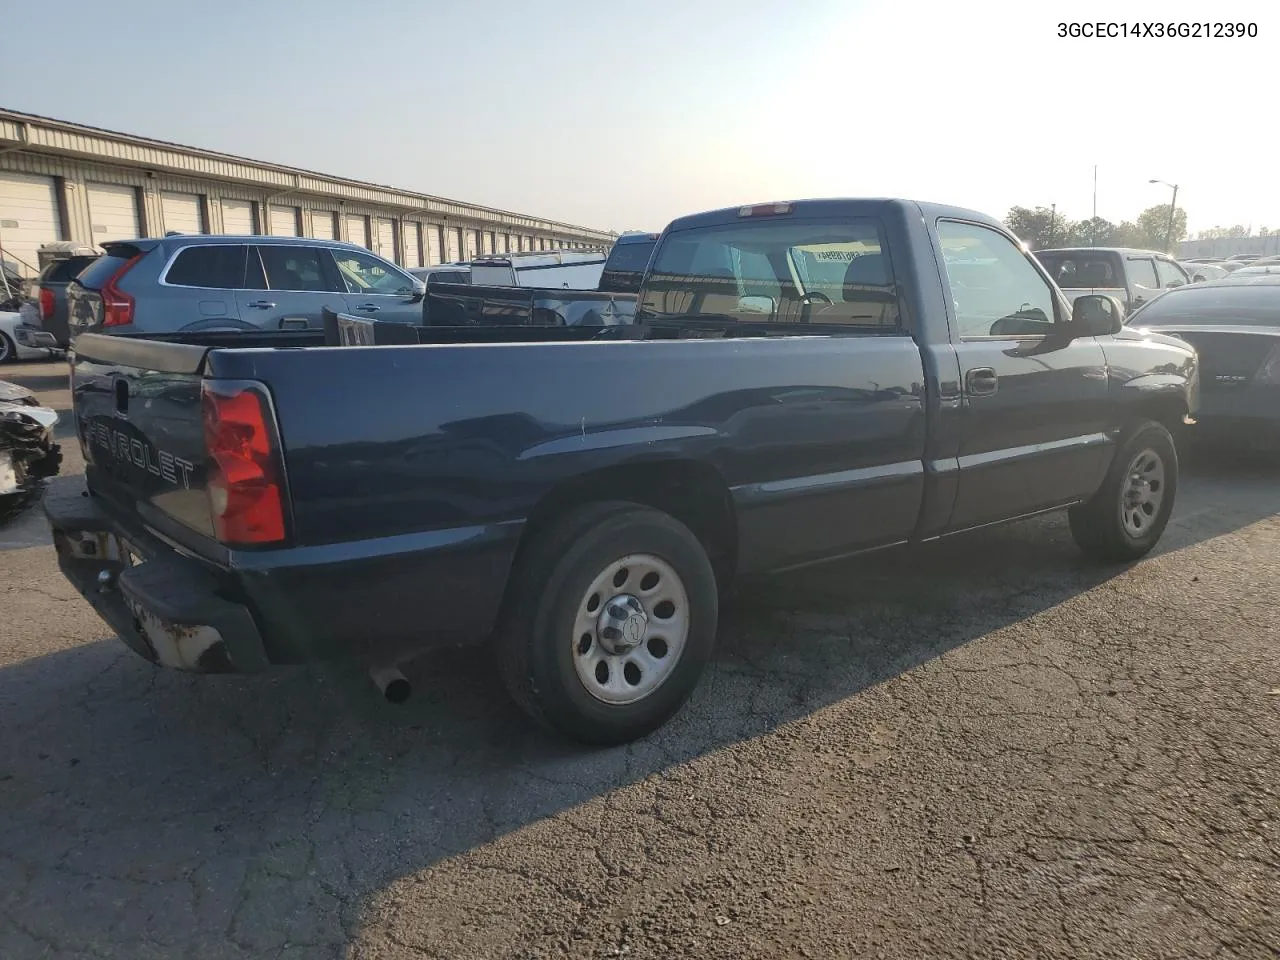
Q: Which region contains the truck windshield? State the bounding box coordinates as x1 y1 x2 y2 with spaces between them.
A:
639 218 898 328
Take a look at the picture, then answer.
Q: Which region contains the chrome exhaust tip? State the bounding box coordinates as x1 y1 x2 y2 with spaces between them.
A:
370 664 411 704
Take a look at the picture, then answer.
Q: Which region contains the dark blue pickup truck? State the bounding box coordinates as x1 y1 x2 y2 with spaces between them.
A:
44 198 1199 745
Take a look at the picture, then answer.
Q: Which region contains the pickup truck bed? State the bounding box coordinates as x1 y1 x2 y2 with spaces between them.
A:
45 197 1199 745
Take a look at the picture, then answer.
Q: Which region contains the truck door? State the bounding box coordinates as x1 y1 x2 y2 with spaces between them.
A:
937 219 1111 532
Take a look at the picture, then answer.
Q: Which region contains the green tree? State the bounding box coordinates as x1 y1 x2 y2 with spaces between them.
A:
1072 217 1118 246
1004 206 1075 249
1112 221 1148 247
1135 203 1187 251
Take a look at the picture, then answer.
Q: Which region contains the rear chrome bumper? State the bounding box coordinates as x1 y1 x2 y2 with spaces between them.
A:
42 476 269 673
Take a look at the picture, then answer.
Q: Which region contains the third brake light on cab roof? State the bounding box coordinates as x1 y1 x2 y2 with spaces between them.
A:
738 202 795 217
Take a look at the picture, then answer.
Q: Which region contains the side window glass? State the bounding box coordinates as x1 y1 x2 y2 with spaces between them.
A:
1154 258 1187 288
1127 258 1160 296
256 245 336 293
331 249 416 296
244 248 267 290
937 221 1059 338
165 245 246 289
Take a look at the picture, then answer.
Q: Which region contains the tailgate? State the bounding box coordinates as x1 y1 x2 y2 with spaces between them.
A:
71 333 217 540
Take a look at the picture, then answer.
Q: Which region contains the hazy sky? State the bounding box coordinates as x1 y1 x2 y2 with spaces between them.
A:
3 0 1274 234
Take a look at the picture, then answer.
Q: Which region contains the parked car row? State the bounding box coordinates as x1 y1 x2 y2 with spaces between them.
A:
0 230 662 354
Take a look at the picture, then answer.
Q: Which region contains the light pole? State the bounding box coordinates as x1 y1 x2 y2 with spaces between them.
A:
1149 179 1179 253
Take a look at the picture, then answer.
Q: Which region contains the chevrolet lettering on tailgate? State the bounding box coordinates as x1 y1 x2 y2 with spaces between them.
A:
85 419 197 489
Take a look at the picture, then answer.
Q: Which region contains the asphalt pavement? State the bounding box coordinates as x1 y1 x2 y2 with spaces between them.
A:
0 359 1276 960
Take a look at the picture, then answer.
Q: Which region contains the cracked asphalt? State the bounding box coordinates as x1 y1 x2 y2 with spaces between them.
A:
1 358 1277 960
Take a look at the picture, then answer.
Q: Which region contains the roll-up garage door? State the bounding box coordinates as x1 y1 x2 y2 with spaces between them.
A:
426 225 442 264
161 191 203 234
221 199 256 234
345 215 370 248
270 205 300 236
447 228 462 262
86 182 141 248
485 231 496 255
375 218 397 262
403 222 423 268
0 172 63 278
310 210 337 241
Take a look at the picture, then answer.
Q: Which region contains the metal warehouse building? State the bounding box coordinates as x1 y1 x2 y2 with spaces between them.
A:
0 109 616 279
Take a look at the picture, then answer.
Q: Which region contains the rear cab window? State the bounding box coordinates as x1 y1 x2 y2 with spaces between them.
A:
639 217 901 330
1034 251 1124 290
600 237 658 292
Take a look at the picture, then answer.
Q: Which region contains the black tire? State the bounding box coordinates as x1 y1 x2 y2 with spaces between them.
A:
1069 421 1178 563
497 501 719 746
0 332 15 365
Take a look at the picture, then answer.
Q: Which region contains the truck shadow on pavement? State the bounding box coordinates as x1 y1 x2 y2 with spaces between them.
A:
0 452 1277 957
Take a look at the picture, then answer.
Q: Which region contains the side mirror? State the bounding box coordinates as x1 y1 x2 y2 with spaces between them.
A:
1071 294 1125 336
409 279 427 303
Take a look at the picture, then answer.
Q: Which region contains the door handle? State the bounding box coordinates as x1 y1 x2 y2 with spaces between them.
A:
356 304 381 312
246 300 276 309
965 367 998 396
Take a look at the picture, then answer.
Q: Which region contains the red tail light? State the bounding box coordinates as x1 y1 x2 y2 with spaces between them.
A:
38 287 54 320
201 382 286 545
101 254 142 327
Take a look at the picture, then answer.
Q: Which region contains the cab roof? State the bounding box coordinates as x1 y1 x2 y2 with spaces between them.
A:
663 198 1008 234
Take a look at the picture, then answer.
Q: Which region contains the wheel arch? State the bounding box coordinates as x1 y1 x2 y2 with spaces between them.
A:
513 458 738 588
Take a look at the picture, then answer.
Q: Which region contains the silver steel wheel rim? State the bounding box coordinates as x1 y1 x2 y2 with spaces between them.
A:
0 336 10 362
572 552 690 705
1120 447 1165 539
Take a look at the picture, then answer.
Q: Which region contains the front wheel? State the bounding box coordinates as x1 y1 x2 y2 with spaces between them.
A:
1069 421 1178 563
0 332 15 364
497 502 719 746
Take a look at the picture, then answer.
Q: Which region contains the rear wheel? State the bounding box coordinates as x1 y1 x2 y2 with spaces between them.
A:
0 332 15 364
497 501 719 746
1069 421 1178 562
